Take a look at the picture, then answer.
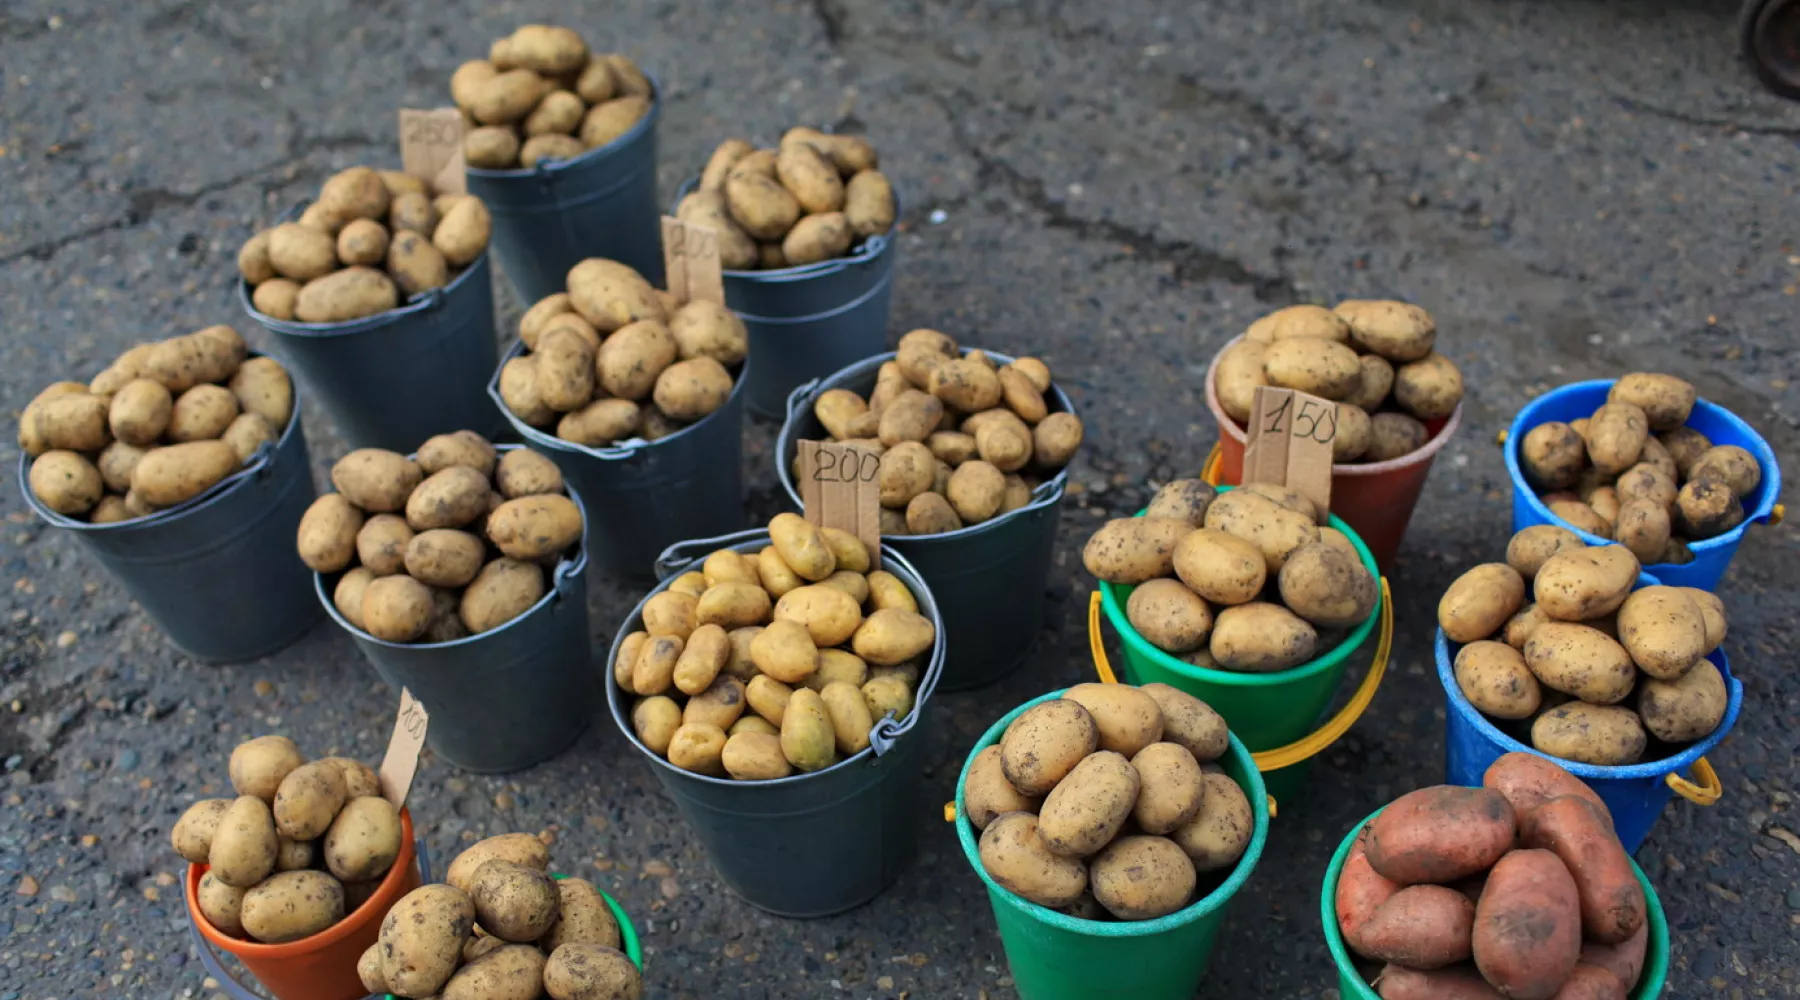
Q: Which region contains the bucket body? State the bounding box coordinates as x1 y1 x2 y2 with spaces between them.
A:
318 459 595 773
954 690 1270 1000
186 809 422 1000
1437 628 1742 854
611 529 946 918
470 85 663 304
1204 335 1461 570
488 342 748 581
1504 379 1782 591
239 246 502 452
672 178 897 418
1322 808 1670 998
20 381 323 664
1096 491 1383 801
776 351 1071 690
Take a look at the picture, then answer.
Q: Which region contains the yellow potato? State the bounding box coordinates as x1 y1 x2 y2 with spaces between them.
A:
196 870 248 936
1210 602 1317 672
1213 340 1268 424
1437 562 1526 644
1392 351 1464 421
33 391 112 452
439 944 546 1000
675 189 759 270
929 357 1004 412
1637 659 1727 743
241 870 345 944
850 608 937 666
631 695 681 755
1585 402 1650 476
977 811 1088 908
721 731 792 781
266 222 338 281
171 798 234 864
773 584 863 646
579 94 651 148
779 687 838 772
485 493 582 559
1125 578 1213 654
1036 750 1140 857
1531 703 1646 766
1278 541 1376 629
296 493 365 573
1169 772 1253 872
208 795 280 888
701 138 755 191
1333 300 1435 361
378 883 475 997
877 388 944 446
468 858 560 942
820 680 876 755
404 529 485 588
459 558 546 634
166 384 239 442
1262 336 1362 400
131 440 240 508
1674 477 1746 540
1140 683 1228 763
108 378 173 446
1533 546 1638 622
1082 516 1193 585
1201 489 1319 573
1090 835 1197 920
1032 412 1084 469
28 450 104 516
725 171 802 241
845 169 896 237
272 760 348 841
768 512 836 581
1615 586 1707 680
776 141 845 214
961 745 1042 829
683 675 747 731
1608 373 1695 431
542 942 643 1000
750 619 819 684
1344 354 1396 413
999 699 1099 795
1246 304 1350 344
1523 623 1636 705
1505 525 1585 580
1453 640 1543 720
361 574 435 642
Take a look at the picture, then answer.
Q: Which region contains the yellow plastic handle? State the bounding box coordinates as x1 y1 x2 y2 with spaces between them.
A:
1496 429 1510 447
1770 503 1786 528
1086 578 1393 774
944 801 957 823
1200 442 1225 487
1666 756 1722 806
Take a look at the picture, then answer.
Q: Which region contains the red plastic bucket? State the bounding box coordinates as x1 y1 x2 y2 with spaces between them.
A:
1203 334 1462 570
185 808 421 1000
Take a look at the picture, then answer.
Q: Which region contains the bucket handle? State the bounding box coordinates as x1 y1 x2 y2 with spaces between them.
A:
785 377 822 424
1667 756 1723 806
1086 577 1394 775
1200 441 1226 486
652 526 772 580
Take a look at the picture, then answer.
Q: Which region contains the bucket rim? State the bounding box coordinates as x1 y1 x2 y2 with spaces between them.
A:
1203 332 1465 476
951 687 1270 936
20 350 305 535
1503 378 1783 558
1435 627 1742 781
486 339 750 462
467 75 663 182
774 350 1076 544
312 444 590 650
1319 806 1671 999
186 807 418 958
605 530 947 788
236 204 491 338
1095 486 1383 689
670 175 900 282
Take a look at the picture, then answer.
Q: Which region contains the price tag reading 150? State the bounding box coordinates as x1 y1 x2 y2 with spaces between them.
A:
1242 385 1335 522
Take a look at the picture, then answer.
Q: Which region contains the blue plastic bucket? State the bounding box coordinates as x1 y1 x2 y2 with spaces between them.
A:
468 80 663 305
1436 627 1742 854
671 178 897 418
1504 379 1781 590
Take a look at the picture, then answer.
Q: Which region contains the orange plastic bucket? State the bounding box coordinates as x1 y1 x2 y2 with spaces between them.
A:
185 807 421 1000
1203 334 1462 569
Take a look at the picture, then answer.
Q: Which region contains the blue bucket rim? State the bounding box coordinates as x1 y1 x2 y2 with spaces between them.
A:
312 443 590 651
466 74 662 182
603 529 948 788
19 349 303 534
951 687 1271 938
1435 627 1743 781
1503 378 1782 561
773 349 1074 544
1319 806 1671 1000
669 173 900 282
485 338 749 462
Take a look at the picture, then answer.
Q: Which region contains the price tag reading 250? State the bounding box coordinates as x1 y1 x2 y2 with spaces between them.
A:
1242 386 1335 522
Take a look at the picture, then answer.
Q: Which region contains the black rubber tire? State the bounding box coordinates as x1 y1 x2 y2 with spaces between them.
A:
1742 0 1800 100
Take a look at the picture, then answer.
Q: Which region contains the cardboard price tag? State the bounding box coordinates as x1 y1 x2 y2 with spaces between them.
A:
661 217 726 306
796 440 882 569
378 688 429 809
398 107 467 195
1242 386 1335 522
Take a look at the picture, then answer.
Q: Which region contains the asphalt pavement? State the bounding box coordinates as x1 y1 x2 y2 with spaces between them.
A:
2 0 1798 997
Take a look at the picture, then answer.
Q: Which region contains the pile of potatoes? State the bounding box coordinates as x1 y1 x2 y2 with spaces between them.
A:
296 432 584 643
239 166 492 324
799 329 1086 536
1517 372 1763 564
1440 527 1730 766
171 736 402 944
1336 754 1649 1000
1214 301 1463 463
498 258 746 444
967 683 1253 921
616 513 936 781
21 325 292 524
362 833 641 1000
452 25 653 170
1084 482 1379 672
677 128 896 269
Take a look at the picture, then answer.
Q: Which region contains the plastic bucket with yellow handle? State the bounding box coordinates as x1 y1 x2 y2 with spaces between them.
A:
1090 487 1392 804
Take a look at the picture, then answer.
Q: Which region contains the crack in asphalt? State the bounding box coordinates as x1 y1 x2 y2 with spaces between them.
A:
1610 93 1800 137
810 0 849 48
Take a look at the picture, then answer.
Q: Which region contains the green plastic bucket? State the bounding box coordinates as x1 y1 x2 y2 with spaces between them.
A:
1092 486 1388 803
953 689 1270 1000
1321 809 1669 999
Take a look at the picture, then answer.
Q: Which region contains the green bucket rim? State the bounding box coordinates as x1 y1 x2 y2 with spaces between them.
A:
952 688 1271 937
1095 485 1383 690
1318 808 1670 999
383 877 642 1000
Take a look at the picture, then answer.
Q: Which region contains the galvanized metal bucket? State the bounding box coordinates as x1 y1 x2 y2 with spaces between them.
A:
315 448 596 774
670 178 898 418
775 351 1071 690
237 215 502 452
486 341 749 581
611 527 946 918
469 80 664 305
18 368 323 664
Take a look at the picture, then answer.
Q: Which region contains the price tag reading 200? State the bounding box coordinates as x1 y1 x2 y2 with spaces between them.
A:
809 446 880 484
796 440 882 568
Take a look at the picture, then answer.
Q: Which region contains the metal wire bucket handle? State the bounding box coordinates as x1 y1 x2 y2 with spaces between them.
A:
651 526 772 580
